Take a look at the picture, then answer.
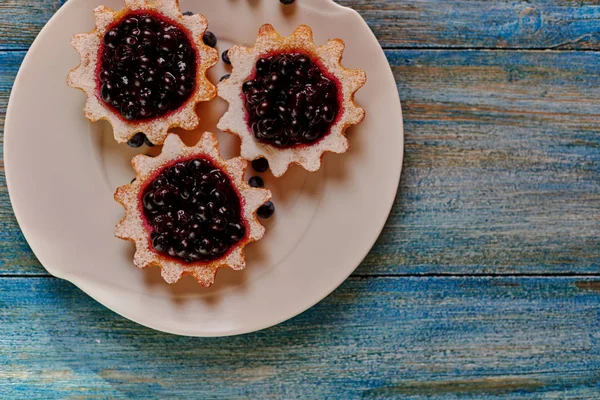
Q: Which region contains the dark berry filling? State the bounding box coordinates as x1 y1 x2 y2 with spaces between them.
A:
98 12 197 121
242 52 340 148
141 158 246 263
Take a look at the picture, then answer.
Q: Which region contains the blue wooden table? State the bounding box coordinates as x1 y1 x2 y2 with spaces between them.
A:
2 1 600 398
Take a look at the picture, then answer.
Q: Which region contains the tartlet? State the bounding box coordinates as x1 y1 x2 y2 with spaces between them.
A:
114 132 271 286
218 24 366 177
67 0 218 145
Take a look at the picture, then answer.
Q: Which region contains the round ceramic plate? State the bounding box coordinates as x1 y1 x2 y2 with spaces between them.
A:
4 0 403 336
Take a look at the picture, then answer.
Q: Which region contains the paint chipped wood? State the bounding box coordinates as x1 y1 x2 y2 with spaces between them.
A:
1 1 600 398
1 277 600 398
3 1 600 50
336 0 600 49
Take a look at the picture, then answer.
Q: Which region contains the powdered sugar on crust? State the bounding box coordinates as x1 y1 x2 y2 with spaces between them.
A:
114 133 271 286
217 24 366 177
67 0 218 145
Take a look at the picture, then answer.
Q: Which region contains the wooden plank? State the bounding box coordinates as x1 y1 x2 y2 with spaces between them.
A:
361 49 600 275
337 0 600 50
0 0 64 51
0 52 21 114
2 48 600 275
2 0 600 50
1 276 599 398
0 52 41 275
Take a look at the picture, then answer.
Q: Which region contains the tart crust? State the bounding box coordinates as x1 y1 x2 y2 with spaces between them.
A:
217 24 366 177
67 0 218 145
114 132 272 286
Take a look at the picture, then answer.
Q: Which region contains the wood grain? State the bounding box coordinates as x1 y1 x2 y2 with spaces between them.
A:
337 0 600 49
0 52 40 275
2 1 600 50
1 276 599 398
362 49 600 275
2 49 599 276
0 0 64 50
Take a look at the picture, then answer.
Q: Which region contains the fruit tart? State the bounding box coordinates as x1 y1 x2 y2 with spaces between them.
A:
114 133 271 286
217 24 366 177
67 0 218 145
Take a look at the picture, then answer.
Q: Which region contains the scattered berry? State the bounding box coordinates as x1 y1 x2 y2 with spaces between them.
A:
220 74 230 82
257 201 275 219
144 136 155 147
142 158 247 263
280 0 295 4
251 158 269 173
182 11 194 16
127 132 146 148
222 49 231 64
203 31 217 48
248 176 264 188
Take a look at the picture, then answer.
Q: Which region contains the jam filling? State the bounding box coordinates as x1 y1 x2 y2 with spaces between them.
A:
242 52 340 148
141 158 246 263
98 13 197 121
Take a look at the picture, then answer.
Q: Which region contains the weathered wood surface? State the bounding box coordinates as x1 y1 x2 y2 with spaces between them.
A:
2 0 600 398
1 277 600 398
0 52 37 275
367 49 600 275
337 0 600 50
3 1 600 50
2 49 599 275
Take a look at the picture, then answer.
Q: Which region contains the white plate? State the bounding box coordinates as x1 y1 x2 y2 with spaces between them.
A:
4 0 403 336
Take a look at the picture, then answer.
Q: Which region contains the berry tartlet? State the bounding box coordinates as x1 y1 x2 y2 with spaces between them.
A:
217 24 366 177
114 133 271 286
67 0 218 145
